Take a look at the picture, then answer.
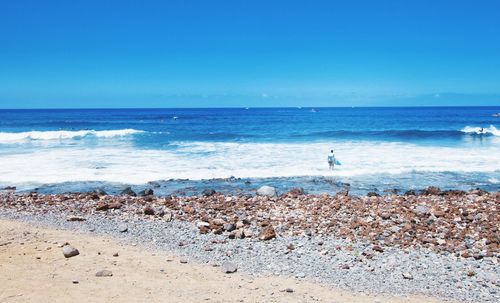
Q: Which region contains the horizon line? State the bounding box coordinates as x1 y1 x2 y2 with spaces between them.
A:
1 105 500 110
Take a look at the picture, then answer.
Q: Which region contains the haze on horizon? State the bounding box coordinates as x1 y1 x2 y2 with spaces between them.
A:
1 0 499 109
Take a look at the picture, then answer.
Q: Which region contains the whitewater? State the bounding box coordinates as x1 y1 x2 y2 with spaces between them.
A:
0 107 499 194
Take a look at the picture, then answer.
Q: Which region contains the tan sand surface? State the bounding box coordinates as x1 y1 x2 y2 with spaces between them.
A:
0 219 448 303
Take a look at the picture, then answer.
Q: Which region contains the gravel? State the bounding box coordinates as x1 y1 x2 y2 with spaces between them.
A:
1 208 498 302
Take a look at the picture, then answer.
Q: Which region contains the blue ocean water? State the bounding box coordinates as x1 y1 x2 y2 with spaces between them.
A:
0 107 499 195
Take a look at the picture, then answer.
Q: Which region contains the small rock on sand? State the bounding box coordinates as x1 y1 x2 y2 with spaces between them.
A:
95 270 113 277
62 246 79 258
221 262 237 274
118 224 128 232
402 272 414 280
66 215 86 222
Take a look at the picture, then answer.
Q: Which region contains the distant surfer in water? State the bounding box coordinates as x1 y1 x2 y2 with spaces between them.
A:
328 150 336 170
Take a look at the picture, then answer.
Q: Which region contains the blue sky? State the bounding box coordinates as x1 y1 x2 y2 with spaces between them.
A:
1 0 499 108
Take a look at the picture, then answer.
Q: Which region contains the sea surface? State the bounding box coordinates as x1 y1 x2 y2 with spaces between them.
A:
0 107 499 195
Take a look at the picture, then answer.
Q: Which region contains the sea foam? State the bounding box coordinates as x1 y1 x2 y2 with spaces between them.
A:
461 125 500 136
0 141 498 185
0 129 144 143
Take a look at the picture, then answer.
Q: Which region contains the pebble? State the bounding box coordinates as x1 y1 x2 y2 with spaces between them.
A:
118 224 128 233
221 261 238 274
95 270 113 277
62 246 79 258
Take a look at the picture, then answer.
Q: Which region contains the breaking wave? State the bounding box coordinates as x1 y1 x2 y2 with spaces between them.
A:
461 125 500 136
0 129 144 143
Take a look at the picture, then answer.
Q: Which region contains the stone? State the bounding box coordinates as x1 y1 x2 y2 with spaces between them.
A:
66 215 86 222
202 189 216 197
372 245 384 253
287 187 305 197
113 252 119 257
256 185 277 197
96 202 108 211
120 187 136 196
258 226 276 241
95 270 113 277
118 224 128 233
402 272 413 280
180 258 188 264
93 188 107 196
144 206 155 215
422 186 441 195
72 280 79 284
367 191 380 197
223 223 236 232
415 205 431 217
221 261 238 274
3 186 16 191
138 188 154 196
108 202 123 209
285 288 294 293
63 246 79 258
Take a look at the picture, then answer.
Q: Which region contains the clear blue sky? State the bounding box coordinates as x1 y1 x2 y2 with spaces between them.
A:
1 0 499 108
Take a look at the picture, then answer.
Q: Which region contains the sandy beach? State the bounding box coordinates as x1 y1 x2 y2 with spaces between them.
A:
1 188 498 302
0 219 444 303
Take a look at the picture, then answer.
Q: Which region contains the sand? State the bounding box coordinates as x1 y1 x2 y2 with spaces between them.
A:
0 219 449 303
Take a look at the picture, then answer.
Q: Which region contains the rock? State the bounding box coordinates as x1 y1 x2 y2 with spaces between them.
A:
95 270 113 277
287 187 305 197
257 185 277 197
223 223 236 232
108 202 123 209
180 258 188 264
113 252 119 257
62 246 79 258
197 221 210 228
66 215 86 222
72 280 79 284
138 188 154 196
372 245 384 252
221 261 237 274
402 272 413 280
202 189 216 197
295 272 306 278
144 206 155 215
285 288 294 293
367 191 380 197
120 187 136 196
404 190 417 196
258 226 276 241
415 205 431 217
96 202 109 211
93 188 107 196
3 186 16 190
118 224 128 233
422 186 441 195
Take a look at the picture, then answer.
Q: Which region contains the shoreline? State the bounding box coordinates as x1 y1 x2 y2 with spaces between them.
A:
1 188 498 302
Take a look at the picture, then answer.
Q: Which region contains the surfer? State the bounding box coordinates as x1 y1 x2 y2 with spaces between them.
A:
328 150 336 170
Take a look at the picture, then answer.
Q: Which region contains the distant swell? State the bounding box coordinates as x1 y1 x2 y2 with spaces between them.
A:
294 126 500 139
0 129 144 143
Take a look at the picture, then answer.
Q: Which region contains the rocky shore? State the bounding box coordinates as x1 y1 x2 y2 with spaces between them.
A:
1 187 499 302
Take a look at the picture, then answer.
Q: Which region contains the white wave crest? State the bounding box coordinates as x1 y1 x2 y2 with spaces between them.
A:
461 125 500 136
0 129 144 143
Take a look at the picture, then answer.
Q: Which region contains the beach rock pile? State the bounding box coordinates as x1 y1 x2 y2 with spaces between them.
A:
0 188 498 258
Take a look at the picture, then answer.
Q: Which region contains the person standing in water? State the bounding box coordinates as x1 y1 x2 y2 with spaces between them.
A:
328 149 336 170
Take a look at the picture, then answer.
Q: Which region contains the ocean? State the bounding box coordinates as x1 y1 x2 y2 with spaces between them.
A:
0 107 499 196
